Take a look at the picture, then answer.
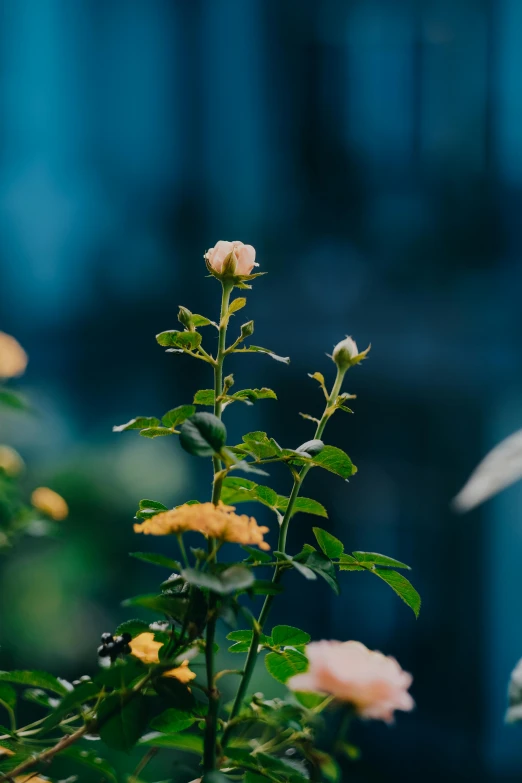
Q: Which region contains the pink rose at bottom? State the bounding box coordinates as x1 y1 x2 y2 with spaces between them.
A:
288 640 414 723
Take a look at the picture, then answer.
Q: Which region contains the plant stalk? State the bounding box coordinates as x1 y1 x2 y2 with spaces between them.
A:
222 365 346 746
203 279 233 772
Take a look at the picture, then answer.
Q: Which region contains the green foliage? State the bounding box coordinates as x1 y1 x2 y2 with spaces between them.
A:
265 649 309 684
237 345 291 364
271 625 311 647
135 498 169 519
98 692 148 752
156 330 203 351
58 746 118 782
113 416 160 432
130 552 181 569
0 388 27 410
313 528 344 559
162 405 196 428
182 565 254 595
150 707 196 732
179 413 227 457
0 670 68 695
222 477 327 519
138 731 203 754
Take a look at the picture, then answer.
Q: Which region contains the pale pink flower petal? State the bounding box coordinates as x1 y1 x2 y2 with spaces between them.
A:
235 243 256 275
288 640 414 724
204 240 257 275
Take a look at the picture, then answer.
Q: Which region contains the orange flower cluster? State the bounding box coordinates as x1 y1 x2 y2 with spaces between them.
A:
129 632 196 683
0 332 27 379
134 501 270 550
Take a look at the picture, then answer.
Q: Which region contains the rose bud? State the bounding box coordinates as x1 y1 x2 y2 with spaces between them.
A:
332 336 370 372
204 240 257 277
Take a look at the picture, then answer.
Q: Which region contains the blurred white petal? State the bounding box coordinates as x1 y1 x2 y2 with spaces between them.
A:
453 429 522 512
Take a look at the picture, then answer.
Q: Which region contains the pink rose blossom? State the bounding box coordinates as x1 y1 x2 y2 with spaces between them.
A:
288 640 414 723
205 240 257 276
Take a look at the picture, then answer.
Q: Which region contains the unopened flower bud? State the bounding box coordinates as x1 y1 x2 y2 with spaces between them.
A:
332 336 370 371
240 321 254 339
204 240 257 278
178 306 193 330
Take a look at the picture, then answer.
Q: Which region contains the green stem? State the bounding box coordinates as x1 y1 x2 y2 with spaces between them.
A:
222 365 346 746
203 279 233 773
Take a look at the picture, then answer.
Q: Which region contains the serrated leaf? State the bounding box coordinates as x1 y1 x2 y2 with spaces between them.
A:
308 445 356 479
371 570 421 617
179 413 227 457
0 670 67 695
193 389 215 406
130 552 181 570
58 746 118 782
241 431 280 460
135 499 168 520
156 330 202 350
221 477 258 505
115 619 151 637
272 625 311 648
98 691 147 752
240 345 290 364
191 314 214 327
150 708 196 733
242 545 272 564
162 405 195 428
182 566 254 595
226 630 253 642
278 496 328 519
138 731 203 754
232 388 277 404
351 551 411 570
228 297 247 314
113 417 160 432
313 528 344 558
299 550 340 594
337 554 365 572
265 650 308 684
139 427 174 438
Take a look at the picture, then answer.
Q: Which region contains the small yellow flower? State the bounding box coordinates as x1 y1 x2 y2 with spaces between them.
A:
164 659 197 683
0 332 28 379
31 487 69 520
129 632 163 664
0 445 24 477
129 633 196 683
134 501 270 551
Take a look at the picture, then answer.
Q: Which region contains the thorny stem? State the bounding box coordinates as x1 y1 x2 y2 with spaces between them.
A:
222 365 347 748
203 279 233 773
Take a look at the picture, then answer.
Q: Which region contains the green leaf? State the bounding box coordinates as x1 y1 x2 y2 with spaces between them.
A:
221 477 257 505
371 569 421 617
138 731 203 754
240 431 280 460
298 550 340 594
0 670 68 695
193 389 215 406
115 619 151 637
113 417 160 432
156 330 202 350
272 625 311 648
0 388 28 410
255 752 310 782
250 580 284 595
98 692 147 752
191 314 214 327
278 496 328 518
0 684 16 711
122 593 187 619
313 528 344 558
242 544 272 564
265 649 308 684
182 566 254 595
351 551 411 570
202 773 232 783
228 297 247 314
150 708 196 733
139 427 174 438
240 345 290 364
179 413 227 457
226 630 253 642
337 554 365 572
276 552 317 580
162 405 196 428
130 552 181 570
293 691 327 709
135 499 168 520
58 746 118 782
308 445 356 479
230 388 277 406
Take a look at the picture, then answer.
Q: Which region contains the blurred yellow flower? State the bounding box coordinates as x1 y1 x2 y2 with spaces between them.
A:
129 633 196 682
0 445 24 477
129 632 163 664
31 487 69 520
134 501 270 550
0 332 28 379
164 659 197 683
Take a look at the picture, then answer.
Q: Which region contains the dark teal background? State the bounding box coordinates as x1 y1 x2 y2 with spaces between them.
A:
1 1 522 781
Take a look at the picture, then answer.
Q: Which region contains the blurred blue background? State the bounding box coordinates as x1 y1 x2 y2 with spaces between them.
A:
1 0 522 780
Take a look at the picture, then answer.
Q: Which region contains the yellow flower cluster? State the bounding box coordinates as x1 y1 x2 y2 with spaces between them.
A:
134 501 270 551
129 632 196 683
0 332 28 379
31 487 69 520
0 445 24 477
